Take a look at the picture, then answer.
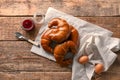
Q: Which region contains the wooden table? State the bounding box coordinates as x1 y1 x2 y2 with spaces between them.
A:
0 0 120 80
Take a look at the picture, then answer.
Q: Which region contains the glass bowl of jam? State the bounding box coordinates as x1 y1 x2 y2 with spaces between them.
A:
21 19 35 31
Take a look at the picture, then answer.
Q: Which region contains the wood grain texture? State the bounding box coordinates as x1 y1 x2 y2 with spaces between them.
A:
0 72 119 80
0 17 41 40
0 16 120 79
0 72 44 80
0 41 120 72
92 72 120 80
0 0 120 16
0 41 71 72
0 17 120 40
0 72 70 80
0 1 120 79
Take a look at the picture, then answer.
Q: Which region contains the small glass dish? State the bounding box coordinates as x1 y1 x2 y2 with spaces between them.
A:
21 19 35 31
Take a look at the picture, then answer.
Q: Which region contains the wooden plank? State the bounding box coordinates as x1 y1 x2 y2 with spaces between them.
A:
0 72 119 80
0 41 120 72
0 0 120 16
92 72 120 80
0 58 70 72
108 72 120 80
44 72 71 80
80 17 120 38
0 17 40 40
0 72 45 80
0 17 120 40
0 41 71 72
0 72 70 80
108 51 120 72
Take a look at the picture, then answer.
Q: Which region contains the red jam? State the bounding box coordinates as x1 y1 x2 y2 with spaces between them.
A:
22 19 35 31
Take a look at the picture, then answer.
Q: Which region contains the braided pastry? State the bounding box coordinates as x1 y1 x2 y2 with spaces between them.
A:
54 25 79 67
41 18 80 67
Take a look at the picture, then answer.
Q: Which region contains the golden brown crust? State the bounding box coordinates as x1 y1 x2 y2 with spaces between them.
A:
54 41 76 67
41 18 80 67
53 25 80 67
48 18 71 43
69 25 80 49
41 18 71 54
41 29 54 53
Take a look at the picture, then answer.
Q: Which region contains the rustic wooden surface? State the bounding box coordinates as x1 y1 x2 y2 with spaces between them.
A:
0 0 120 80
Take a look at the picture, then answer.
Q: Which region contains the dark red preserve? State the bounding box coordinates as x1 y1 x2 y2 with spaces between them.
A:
22 19 35 31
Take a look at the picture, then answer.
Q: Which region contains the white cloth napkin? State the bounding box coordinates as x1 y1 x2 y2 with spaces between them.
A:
31 7 120 80
72 35 119 80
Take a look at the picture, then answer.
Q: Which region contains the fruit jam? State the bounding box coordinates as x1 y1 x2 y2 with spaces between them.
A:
22 19 35 31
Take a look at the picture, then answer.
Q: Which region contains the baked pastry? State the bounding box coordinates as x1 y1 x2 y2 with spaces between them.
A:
41 18 80 67
41 18 71 53
54 25 79 67
41 28 54 53
48 18 71 43
54 41 77 67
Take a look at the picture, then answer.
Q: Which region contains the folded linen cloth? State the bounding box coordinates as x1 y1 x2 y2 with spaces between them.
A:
72 34 119 80
31 7 120 80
